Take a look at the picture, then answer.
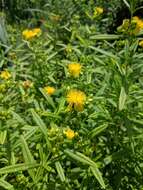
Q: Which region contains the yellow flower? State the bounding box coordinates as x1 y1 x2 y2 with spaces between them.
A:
117 16 143 35
44 86 56 95
33 28 41 34
0 70 11 80
139 40 143 47
93 7 103 18
131 16 143 34
68 63 81 77
95 7 103 14
67 89 86 111
64 128 78 140
22 28 41 40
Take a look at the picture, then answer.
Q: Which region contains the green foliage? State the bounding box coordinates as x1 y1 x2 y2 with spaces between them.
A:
1 0 143 190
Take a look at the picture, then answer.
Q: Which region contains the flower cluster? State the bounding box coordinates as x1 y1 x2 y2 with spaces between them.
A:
117 16 143 35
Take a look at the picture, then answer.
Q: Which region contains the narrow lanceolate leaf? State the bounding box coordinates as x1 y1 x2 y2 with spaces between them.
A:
90 166 105 189
0 163 39 174
31 109 51 149
64 149 92 165
11 111 26 125
89 46 117 59
14 127 38 149
119 87 127 111
0 130 7 144
56 98 66 114
20 135 36 180
89 124 108 138
0 178 13 189
55 161 66 182
0 17 8 44
90 34 123 40
64 150 105 189
46 52 58 61
122 0 130 9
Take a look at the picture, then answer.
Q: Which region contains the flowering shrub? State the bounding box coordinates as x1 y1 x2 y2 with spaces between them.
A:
1 0 143 190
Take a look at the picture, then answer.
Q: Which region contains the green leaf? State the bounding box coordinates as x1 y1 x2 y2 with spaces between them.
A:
89 124 108 138
0 178 13 190
90 34 123 40
90 166 106 189
65 150 92 165
64 150 105 188
0 130 7 144
89 46 117 59
122 0 130 9
14 126 38 149
46 52 58 61
20 135 36 180
31 109 52 150
0 17 8 44
56 98 66 114
119 87 127 111
0 163 39 174
55 161 66 182
12 111 26 125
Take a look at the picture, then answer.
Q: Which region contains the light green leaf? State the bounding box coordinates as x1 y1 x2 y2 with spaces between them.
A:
122 0 130 9
20 135 36 180
0 178 13 190
46 52 58 61
12 111 26 125
56 98 66 114
90 34 123 40
0 163 39 174
0 130 7 144
31 109 51 150
89 46 117 59
14 126 38 149
119 87 127 111
90 166 105 189
64 150 105 188
55 161 66 182
89 124 108 138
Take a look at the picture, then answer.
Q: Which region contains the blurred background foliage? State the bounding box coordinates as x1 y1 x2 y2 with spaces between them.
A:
0 0 143 31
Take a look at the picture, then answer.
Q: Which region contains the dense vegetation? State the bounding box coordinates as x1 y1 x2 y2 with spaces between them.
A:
1 0 143 189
